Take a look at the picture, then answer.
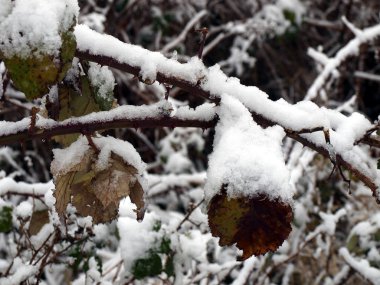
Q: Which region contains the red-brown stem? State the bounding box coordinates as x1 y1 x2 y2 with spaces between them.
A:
0 48 378 201
0 116 217 146
196 27 209 59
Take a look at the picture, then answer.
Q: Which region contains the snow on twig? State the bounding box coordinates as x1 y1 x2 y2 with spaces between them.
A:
1 24 380 200
306 22 380 101
0 101 216 146
339 248 380 285
161 10 208 53
0 177 53 197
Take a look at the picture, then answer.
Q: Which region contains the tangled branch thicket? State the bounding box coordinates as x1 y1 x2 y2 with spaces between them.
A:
2 0 380 284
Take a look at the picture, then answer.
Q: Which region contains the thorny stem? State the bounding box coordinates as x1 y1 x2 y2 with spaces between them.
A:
164 83 171 100
28 107 39 135
1 70 9 101
84 132 100 154
30 232 54 265
324 129 351 192
0 116 216 146
261 231 322 282
0 48 378 202
196 27 209 59
2 191 45 201
176 198 205 231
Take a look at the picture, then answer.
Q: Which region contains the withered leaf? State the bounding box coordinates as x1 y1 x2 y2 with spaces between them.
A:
129 178 145 221
208 189 293 260
53 150 145 224
54 152 94 215
71 182 119 224
91 156 136 208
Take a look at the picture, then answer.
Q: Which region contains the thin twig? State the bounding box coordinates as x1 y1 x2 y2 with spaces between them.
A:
195 27 209 59
176 198 205 231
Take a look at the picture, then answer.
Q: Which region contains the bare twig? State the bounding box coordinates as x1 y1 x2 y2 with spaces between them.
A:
195 27 209 59
176 198 205 231
161 10 207 53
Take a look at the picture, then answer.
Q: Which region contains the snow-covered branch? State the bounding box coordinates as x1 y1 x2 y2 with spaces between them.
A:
0 102 216 146
339 248 380 285
73 25 380 201
306 20 380 101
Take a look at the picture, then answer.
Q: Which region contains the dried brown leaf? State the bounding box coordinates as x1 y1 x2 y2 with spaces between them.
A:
52 149 145 224
53 151 93 216
208 189 293 260
71 182 119 224
129 178 145 221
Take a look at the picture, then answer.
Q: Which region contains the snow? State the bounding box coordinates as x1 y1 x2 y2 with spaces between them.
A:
0 0 79 58
117 198 161 271
51 135 146 176
0 0 12 23
0 118 33 137
174 103 216 121
0 99 212 141
0 23 369 189
231 258 256 285
15 201 33 219
349 213 380 251
44 189 56 208
302 129 376 180
30 223 54 247
45 99 172 129
178 230 212 262
140 60 157 83
202 64 331 131
72 25 376 174
318 209 346 236
323 110 371 151
50 135 90 176
75 25 207 85
164 152 192 174
0 177 53 196
306 22 380 100
368 247 380 263
80 12 105 33
1 2 380 284
146 172 206 197
277 0 306 24
0 257 38 285
86 257 101 283
339 247 380 284
253 4 290 35
88 62 115 101
204 95 293 203
219 35 256 76
93 224 109 242
94 136 146 173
